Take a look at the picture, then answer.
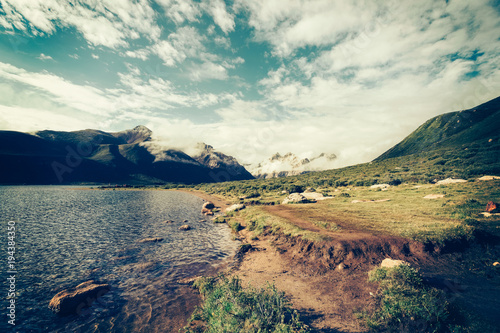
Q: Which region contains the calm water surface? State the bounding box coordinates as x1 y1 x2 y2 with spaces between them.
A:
0 186 238 332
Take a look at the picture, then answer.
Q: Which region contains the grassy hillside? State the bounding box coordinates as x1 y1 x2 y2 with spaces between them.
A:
376 96 500 160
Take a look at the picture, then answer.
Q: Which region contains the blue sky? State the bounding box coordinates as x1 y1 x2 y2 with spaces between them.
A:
0 0 499 167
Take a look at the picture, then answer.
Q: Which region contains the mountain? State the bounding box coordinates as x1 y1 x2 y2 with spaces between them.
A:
0 126 253 185
376 96 500 161
250 152 337 179
192 143 254 181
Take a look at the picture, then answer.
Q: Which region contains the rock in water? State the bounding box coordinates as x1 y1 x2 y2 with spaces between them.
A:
179 225 191 230
486 201 499 213
49 280 110 315
138 237 164 243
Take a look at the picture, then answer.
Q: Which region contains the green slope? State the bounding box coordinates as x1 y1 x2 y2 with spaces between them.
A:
376 96 500 160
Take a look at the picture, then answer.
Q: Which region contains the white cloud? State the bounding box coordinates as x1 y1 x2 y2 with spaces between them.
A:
157 0 201 24
189 61 228 81
91 54 99 59
152 26 207 66
37 53 53 61
68 54 79 59
0 0 160 48
204 0 235 34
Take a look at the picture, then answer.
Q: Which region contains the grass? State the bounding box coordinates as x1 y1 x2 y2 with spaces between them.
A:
185 275 309 333
225 181 499 245
241 206 328 242
361 265 496 332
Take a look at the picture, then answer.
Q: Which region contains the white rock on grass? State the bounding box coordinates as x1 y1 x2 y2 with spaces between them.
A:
380 258 409 268
423 194 445 199
301 192 333 201
226 204 246 213
436 178 467 185
370 184 390 190
477 176 500 181
282 193 310 204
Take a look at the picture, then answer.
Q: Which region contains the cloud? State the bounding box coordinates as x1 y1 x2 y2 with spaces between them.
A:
37 53 53 61
91 54 99 59
157 0 201 24
0 0 160 48
204 0 235 34
189 61 228 81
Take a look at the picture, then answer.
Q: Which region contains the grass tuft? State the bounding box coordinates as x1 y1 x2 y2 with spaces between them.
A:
185 275 309 333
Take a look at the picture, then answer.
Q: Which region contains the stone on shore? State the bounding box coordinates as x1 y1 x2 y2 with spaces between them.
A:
138 237 164 243
202 201 215 210
179 225 191 230
380 258 409 268
201 208 214 215
226 204 246 213
49 280 110 315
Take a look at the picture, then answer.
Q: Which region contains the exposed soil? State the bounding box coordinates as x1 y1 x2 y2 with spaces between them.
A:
230 205 500 332
172 192 500 332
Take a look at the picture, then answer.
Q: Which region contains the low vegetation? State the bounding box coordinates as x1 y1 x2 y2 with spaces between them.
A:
184 275 309 333
361 265 495 332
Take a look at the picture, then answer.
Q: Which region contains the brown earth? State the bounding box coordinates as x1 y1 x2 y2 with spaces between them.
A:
231 205 500 332
174 191 500 332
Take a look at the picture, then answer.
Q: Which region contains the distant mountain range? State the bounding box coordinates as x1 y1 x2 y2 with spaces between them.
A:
0 125 253 184
376 96 500 162
249 152 337 179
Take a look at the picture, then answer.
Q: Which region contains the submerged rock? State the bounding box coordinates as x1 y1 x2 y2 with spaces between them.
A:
49 280 110 316
138 237 164 243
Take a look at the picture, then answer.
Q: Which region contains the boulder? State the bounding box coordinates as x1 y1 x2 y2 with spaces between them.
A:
201 208 214 215
163 220 174 223
301 192 332 201
486 201 499 213
226 204 246 213
138 237 163 243
202 201 215 210
49 280 110 316
423 194 445 199
477 176 500 181
370 184 390 190
380 258 409 268
436 178 467 185
282 193 310 204
179 225 191 230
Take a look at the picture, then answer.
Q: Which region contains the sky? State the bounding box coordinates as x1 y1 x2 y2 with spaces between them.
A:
0 0 499 168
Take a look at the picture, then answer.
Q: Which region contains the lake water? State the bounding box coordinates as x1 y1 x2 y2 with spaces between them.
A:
0 186 238 332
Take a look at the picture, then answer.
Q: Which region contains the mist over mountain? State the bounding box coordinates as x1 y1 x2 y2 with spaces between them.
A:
250 152 337 179
0 126 253 185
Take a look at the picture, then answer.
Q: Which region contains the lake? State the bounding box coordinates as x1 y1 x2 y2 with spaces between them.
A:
0 186 238 332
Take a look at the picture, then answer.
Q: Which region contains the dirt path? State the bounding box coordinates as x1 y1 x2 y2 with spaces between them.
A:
233 229 371 333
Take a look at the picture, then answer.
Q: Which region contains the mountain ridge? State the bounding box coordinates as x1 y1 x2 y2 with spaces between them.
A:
0 126 253 185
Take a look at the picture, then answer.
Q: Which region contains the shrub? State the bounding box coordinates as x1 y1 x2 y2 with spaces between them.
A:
365 265 449 332
185 275 309 333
